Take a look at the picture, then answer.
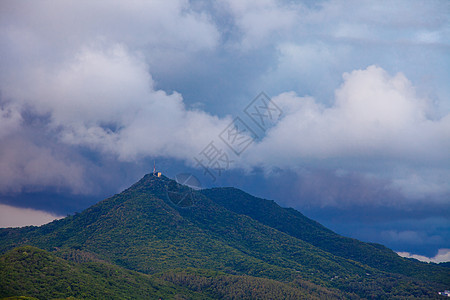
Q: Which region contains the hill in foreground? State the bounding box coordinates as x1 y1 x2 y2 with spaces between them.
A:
2 245 332 299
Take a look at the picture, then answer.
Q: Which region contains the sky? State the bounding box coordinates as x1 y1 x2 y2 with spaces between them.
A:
0 0 449 261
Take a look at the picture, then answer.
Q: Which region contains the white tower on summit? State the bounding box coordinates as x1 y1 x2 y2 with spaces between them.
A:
153 161 161 177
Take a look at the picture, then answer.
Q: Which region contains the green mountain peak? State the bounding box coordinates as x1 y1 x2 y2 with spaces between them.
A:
1 173 448 299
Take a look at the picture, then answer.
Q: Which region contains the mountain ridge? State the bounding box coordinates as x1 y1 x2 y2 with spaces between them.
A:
0 173 448 299
201 187 447 282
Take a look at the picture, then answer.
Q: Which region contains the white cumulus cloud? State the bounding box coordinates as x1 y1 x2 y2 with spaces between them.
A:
2 43 232 163
246 65 450 199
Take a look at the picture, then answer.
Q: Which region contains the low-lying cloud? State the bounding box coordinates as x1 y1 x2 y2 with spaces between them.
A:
0 204 63 228
0 136 87 194
397 248 450 263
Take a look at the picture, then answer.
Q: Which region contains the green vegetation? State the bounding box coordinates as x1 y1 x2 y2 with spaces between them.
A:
0 246 340 299
202 187 450 284
1 297 40 300
0 174 448 299
0 245 204 300
157 268 346 299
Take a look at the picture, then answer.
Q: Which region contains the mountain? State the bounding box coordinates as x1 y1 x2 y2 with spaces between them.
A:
0 174 448 299
201 187 448 282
